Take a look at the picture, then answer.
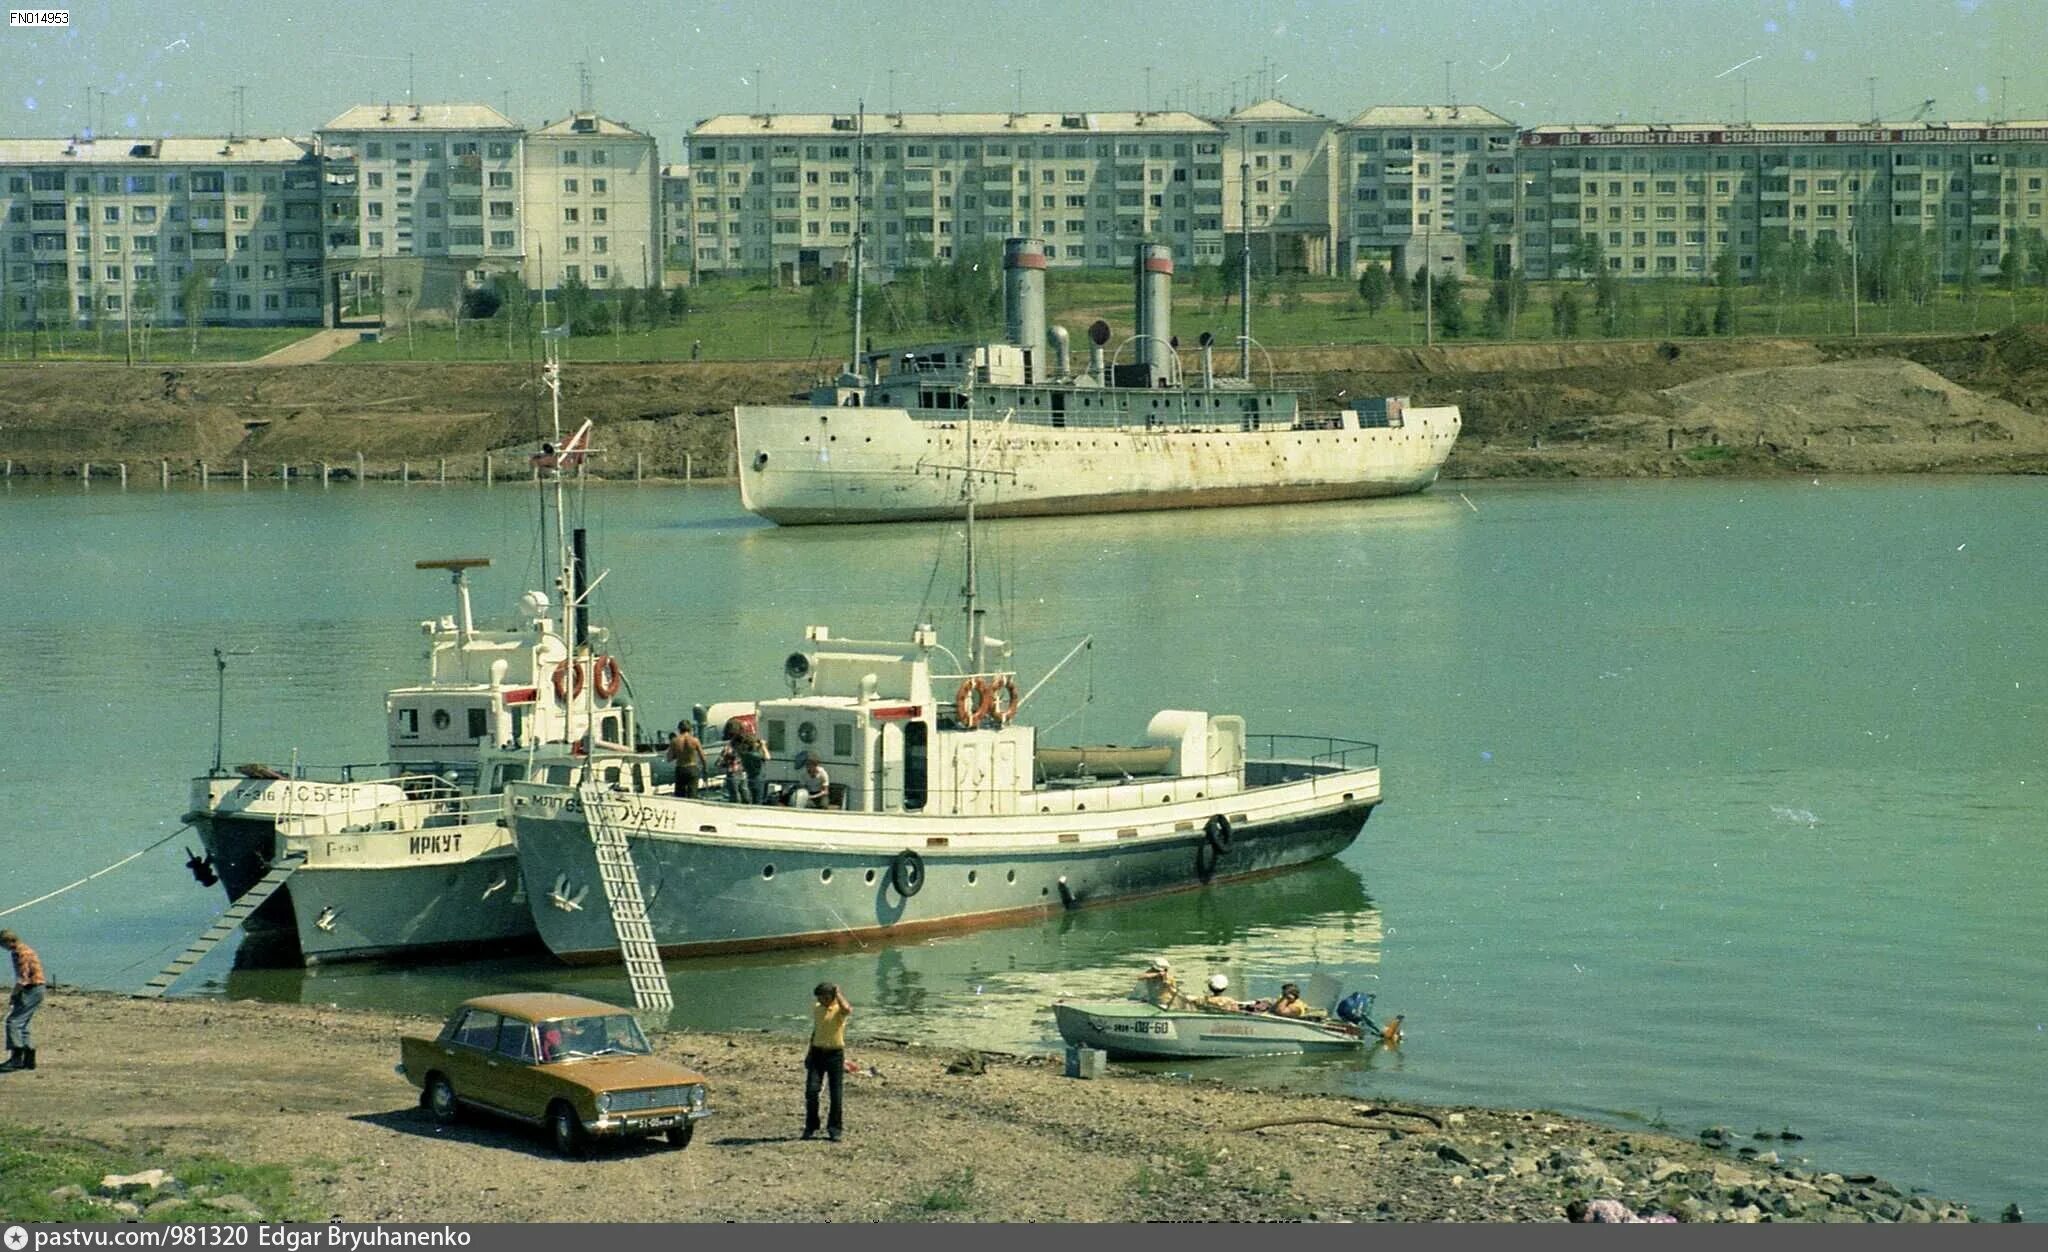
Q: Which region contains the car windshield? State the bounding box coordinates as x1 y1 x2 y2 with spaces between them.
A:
536 1013 651 1061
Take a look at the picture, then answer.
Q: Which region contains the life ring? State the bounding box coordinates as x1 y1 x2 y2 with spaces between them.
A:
889 849 926 898
990 676 1020 724
551 660 586 702
592 655 623 700
1204 814 1233 855
954 678 994 726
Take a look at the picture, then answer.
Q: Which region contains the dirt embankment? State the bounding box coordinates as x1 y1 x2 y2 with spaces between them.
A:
6 329 2048 481
0 992 1980 1223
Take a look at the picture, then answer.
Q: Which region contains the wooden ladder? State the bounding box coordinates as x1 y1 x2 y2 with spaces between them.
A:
137 853 306 998
578 785 674 1013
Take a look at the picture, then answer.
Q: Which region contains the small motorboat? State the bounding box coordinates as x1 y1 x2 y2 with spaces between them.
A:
1052 998 1370 1059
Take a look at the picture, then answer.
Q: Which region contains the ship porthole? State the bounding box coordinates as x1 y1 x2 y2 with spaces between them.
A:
762 864 775 879
1006 870 1016 884
753 452 769 470
966 870 978 885
820 868 833 883
864 868 877 884
1040 886 1050 897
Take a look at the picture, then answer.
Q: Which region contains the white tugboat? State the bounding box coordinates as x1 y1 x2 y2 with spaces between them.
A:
507 399 1385 962
185 347 656 964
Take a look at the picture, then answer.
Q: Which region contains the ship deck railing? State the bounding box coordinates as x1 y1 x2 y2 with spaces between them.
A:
212 759 482 792
274 789 508 841
1244 734 1380 782
904 405 1398 435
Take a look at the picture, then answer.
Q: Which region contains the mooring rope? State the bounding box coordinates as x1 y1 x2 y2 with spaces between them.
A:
0 826 191 919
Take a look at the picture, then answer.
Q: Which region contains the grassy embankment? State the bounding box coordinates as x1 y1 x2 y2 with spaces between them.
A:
326 271 2048 365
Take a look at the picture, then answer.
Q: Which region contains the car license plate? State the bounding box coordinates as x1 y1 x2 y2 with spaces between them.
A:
639 1114 679 1129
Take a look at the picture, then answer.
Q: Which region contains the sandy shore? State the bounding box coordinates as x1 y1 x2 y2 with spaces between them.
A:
0 991 1977 1223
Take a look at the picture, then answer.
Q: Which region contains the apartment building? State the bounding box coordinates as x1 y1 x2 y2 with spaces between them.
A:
521 112 661 291
1216 100 1339 274
0 134 325 330
1343 104 1517 279
1517 120 2048 282
314 103 525 314
684 110 1227 283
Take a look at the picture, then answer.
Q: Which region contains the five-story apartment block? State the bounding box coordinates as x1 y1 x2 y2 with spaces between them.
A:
0 135 323 329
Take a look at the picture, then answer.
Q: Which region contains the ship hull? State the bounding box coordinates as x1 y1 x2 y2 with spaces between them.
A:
281 845 539 964
735 404 1460 525
509 782 1375 962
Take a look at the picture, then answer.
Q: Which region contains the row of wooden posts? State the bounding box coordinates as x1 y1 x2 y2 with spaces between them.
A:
2 451 700 485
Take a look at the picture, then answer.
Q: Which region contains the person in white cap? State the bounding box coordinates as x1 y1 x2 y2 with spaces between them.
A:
1136 957 1182 1008
1198 973 1240 1013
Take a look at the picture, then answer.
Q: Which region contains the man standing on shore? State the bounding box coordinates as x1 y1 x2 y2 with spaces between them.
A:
803 982 851 1142
0 929 45 1073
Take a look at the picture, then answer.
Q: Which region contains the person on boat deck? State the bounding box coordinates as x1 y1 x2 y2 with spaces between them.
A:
667 718 709 799
1136 957 1181 1008
1198 974 1240 1013
1270 983 1308 1018
789 752 831 808
724 718 770 804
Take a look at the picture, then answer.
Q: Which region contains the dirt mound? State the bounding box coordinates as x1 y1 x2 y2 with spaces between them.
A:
1659 358 2038 444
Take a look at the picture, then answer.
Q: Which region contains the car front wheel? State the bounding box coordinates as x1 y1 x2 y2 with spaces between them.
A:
424 1075 458 1126
550 1101 587 1158
665 1121 695 1150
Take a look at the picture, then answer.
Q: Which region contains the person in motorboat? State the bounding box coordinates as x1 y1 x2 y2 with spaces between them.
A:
1135 957 1183 1009
1197 974 1240 1013
1269 982 1309 1018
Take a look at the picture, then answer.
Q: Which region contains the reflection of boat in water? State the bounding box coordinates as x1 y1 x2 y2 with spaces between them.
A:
1052 999 1368 1059
221 859 1382 1055
184 350 655 965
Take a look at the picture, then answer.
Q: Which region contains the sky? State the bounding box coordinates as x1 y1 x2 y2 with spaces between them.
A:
0 0 2039 163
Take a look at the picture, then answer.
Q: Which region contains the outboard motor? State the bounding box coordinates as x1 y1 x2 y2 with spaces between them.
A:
1334 991 1377 1027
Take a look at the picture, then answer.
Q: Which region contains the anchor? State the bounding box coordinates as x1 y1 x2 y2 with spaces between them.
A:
314 906 339 933
184 847 218 888
481 876 508 900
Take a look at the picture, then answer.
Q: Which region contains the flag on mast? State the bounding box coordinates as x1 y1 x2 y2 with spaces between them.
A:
531 420 594 469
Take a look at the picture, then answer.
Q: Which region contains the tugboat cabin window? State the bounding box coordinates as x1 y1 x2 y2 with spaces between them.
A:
765 719 787 754
833 722 854 757
468 708 489 739
508 706 528 746
903 721 928 812
432 709 452 731
397 708 419 737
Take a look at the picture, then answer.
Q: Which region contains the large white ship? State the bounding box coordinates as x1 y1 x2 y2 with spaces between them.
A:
735 236 1460 525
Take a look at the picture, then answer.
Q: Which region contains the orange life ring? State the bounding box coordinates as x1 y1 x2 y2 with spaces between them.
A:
954 678 984 725
991 676 1020 724
551 659 586 702
592 655 623 700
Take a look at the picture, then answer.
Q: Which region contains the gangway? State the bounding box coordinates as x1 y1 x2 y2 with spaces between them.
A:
137 854 306 997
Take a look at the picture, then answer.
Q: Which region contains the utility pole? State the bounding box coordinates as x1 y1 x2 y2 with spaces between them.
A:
1424 230 1434 348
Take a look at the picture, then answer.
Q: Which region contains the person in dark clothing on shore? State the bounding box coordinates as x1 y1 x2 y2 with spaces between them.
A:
1 929 46 1072
803 982 851 1141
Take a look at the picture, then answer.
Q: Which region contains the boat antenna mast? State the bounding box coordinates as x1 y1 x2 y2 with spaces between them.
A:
962 398 982 675
848 101 865 380
1238 124 1252 381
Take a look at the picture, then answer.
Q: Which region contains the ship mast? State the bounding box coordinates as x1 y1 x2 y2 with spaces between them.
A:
962 398 982 675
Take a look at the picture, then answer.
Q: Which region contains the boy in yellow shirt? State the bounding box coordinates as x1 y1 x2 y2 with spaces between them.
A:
804 982 852 1141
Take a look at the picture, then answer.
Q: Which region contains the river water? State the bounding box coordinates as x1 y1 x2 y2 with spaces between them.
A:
2 474 2042 1215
